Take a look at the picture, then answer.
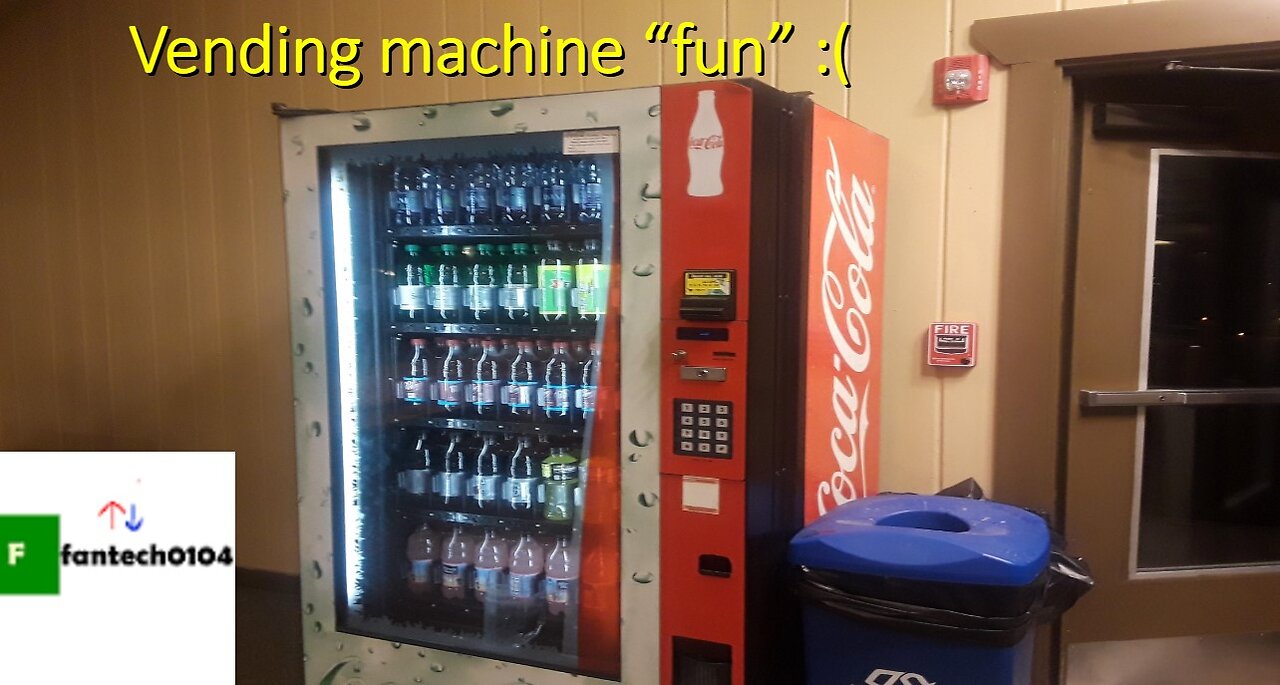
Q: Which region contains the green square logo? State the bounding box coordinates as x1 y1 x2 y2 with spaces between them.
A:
0 515 60 595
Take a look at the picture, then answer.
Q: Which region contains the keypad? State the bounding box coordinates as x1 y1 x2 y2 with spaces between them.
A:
673 399 733 458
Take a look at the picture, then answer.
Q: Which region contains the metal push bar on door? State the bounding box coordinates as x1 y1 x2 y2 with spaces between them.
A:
1080 388 1280 408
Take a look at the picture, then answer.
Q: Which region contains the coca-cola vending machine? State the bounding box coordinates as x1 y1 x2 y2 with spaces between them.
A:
278 79 887 685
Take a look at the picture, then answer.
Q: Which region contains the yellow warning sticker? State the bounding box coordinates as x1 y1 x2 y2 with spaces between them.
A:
684 271 732 297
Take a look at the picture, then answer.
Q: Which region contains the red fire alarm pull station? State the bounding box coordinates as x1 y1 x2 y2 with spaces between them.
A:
928 322 978 367
933 55 990 105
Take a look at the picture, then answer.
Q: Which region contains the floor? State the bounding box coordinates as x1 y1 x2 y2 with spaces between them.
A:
237 573 305 685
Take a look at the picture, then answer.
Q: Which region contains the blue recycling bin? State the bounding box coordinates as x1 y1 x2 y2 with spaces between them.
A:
790 495 1051 685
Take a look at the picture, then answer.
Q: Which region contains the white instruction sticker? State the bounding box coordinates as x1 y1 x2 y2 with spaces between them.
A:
563 129 620 155
681 476 721 515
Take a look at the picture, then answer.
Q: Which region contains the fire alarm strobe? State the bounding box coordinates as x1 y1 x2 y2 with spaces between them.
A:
933 55 990 105
928 322 978 367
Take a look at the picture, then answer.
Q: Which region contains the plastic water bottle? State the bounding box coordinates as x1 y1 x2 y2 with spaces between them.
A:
503 341 540 421
401 338 431 405
435 433 468 508
572 158 604 223
432 244 465 323
440 526 473 600
686 90 725 197
574 342 600 427
467 243 499 322
539 341 576 425
508 533 544 602
469 434 507 514
406 523 440 596
436 339 469 418
539 157 569 224
472 529 509 602
462 159 495 224
506 435 540 515
499 156 535 225
397 244 428 319
544 536 578 615
397 430 435 497
470 340 504 419
390 161 424 226
500 243 536 323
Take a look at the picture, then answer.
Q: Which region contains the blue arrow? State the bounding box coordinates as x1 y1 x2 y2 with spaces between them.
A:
124 504 144 532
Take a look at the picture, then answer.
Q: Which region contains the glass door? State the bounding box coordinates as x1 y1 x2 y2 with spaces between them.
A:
1064 98 1280 665
319 130 621 678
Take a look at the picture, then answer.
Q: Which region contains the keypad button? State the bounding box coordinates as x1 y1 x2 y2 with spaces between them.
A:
715 431 728 441
715 404 730 415
680 402 694 412
680 416 694 426
697 417 711 427
714 444 730 455
697 442 712 453
697 430 711 440
680 441 694 452
680 428 694 438
715 418 729 428
698 404 712 414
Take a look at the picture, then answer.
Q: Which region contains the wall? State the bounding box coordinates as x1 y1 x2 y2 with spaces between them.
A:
0 0 1146 574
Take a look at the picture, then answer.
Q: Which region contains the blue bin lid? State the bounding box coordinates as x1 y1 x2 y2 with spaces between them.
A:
789 495 1050 587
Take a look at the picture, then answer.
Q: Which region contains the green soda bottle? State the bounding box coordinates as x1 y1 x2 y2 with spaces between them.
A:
574 239 608 323
537 241 575 323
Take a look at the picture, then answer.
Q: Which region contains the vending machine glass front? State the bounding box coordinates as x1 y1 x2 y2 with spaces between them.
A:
319 130 621 677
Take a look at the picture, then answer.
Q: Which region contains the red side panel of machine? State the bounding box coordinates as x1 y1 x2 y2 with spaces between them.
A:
658 81 755 685
801 106 890 524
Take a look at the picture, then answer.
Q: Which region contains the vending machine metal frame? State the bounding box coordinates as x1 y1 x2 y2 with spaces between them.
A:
279 89 662 685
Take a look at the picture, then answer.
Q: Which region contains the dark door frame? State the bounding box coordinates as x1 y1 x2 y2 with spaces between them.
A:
971 0 1280 521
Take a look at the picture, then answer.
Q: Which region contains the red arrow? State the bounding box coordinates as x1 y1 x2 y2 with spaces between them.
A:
98 500 126 529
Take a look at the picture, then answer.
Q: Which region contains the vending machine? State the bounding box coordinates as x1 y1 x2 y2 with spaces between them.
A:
278 79 887 685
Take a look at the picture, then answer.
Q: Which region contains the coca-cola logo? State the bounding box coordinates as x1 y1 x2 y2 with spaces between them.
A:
816 137 877 517
688 134 724 150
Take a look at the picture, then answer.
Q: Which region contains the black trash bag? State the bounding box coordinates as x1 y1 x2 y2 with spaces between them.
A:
794 480 1094 647
932 478 1095 620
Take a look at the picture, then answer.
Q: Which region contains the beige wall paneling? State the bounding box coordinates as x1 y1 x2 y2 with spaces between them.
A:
170 0 231 452
135 0 198 451
92 0 164 450
941 0 1057 492
205 0 279 565
581 0 662 90
846 0 949 494
380 0 451 107
3 2 59 450
296 0 340 110
245 0 306 575
332 0 387 109
444 0 488 101
726 0 778 87
537 0 585 95
775 0 848 115
660 0 727 84
1065 0 1129 9
59 1 117 449
480 0 543 100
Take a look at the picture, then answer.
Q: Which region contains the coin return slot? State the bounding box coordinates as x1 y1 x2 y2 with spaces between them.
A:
698 554 732 578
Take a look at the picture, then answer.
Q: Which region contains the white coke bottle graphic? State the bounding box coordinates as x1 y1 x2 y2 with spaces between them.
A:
405 524 440 596
686 89 725 197
440 526 473 600
472 529 508 602
544 536 578 616
508 533 545 601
